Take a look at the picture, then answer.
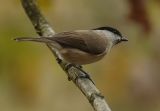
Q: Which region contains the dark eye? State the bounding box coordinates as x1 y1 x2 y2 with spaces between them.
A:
115 39 121 44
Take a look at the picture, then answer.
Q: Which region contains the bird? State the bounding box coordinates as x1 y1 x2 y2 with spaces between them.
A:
14 26 128 65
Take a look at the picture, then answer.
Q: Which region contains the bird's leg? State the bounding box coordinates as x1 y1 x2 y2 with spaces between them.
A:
56 57 62 64
74 66 95 85
77 65 83 69
65 63 94 84
56 59 94 84
63 63 74 81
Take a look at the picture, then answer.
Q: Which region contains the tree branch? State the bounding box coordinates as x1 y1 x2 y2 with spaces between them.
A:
20 0 111 111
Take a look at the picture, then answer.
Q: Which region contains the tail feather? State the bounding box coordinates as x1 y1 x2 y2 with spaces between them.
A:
14 37 52 43
14 37 62 50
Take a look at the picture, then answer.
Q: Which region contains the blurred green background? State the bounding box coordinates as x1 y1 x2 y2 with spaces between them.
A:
0 0 160 111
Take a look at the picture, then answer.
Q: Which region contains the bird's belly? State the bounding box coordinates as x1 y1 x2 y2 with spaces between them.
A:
59 48 106 65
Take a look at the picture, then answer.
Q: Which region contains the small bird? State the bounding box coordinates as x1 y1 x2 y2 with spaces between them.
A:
14 26 128 65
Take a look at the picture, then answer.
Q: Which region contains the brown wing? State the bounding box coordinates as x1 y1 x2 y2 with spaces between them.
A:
48 31 108 55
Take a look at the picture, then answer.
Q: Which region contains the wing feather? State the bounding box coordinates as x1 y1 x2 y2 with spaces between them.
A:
48 31 108 54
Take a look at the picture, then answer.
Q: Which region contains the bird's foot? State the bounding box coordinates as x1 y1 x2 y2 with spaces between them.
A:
65 63 94 84
56 58 62 64
76 71 95 85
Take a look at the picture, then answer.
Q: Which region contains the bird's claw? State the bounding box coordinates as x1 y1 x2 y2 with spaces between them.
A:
64 63 94 84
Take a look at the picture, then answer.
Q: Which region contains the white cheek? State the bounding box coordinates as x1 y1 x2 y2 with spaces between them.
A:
106 42 113 53
94 30 116 42
115 35 121 40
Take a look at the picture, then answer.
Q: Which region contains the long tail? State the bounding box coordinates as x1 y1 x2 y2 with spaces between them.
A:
14 37 53 43
14 37 62 50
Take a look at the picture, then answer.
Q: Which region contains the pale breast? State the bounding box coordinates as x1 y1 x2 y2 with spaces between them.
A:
59 48 107 65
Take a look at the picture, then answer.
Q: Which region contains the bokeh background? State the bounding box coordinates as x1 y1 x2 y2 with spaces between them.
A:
0 0 160 111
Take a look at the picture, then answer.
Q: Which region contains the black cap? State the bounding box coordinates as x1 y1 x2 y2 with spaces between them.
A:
93 26 122 37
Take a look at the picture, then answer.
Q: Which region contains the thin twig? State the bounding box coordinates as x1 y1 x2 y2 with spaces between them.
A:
20 0 111 111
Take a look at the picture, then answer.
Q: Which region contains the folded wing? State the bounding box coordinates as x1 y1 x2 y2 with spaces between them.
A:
49 31 108 55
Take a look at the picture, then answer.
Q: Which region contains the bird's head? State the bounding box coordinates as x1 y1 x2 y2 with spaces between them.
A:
94 26 128 45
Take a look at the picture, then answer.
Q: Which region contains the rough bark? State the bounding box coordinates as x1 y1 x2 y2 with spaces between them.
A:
20 0 111 111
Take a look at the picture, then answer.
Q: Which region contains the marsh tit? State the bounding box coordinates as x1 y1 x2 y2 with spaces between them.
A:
14 27 128 65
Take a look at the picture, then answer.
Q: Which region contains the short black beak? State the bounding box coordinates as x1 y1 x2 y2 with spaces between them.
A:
121 37 128 42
